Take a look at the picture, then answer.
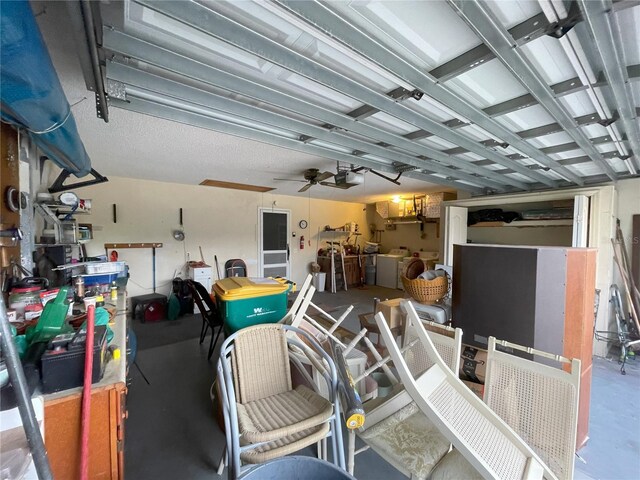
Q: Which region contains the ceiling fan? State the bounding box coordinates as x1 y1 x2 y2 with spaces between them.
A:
273 168 335 192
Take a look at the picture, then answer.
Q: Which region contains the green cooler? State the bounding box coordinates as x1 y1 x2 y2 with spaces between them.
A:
214 277 292 334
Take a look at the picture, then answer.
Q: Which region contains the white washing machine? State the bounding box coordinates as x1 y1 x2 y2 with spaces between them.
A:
376 249 409 289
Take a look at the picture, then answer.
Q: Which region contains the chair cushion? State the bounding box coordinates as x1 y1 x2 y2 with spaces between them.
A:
429 448 483 480
359 402 450 479
236 385 333 443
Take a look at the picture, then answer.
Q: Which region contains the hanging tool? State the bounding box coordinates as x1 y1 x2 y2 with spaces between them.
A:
80 305 95 480
214 255 221 280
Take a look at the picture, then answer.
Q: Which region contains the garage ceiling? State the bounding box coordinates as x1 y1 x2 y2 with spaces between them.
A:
38 0 640 201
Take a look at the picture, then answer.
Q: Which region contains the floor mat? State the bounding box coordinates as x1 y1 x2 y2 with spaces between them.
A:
133 314 204 350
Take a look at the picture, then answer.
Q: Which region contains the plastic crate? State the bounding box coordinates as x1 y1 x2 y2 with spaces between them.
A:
80 273 119 286
85 261 127 274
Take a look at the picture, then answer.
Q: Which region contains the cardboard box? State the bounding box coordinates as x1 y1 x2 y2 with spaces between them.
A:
459 344 487 383
374 298 406 330
461 379 484 400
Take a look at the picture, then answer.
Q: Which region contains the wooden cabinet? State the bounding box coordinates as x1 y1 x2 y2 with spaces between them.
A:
343 256 360 287
452 245 596 450
43 295 128 479
44 384 126 479
319 255 361 290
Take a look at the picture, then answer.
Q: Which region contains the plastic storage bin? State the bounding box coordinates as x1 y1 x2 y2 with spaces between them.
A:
214 277 291 334
80 273 119 286
85 261 127 274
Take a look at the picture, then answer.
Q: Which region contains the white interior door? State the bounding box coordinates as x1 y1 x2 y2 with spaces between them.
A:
443 206 468 266
572 194 589 247
258 208 290 278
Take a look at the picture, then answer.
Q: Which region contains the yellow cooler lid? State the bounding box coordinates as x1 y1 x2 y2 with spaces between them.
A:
214 277 289 300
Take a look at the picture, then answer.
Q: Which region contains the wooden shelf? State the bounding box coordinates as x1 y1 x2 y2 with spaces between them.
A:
470 219 573 228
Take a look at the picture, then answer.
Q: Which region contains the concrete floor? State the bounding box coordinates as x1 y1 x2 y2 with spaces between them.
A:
125 287 640 479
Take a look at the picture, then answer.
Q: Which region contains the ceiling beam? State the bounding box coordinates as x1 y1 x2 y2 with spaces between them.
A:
108 61 509 192
273 0 583 185
135 0 558 187
102 29 529 190
429 13 553 82
483 65 640 117
111 95 485 194
428 0 630 81
484 150 621 174
578 0 640 171
447 0 618 181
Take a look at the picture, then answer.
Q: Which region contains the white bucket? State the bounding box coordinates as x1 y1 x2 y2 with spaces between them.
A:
313 272 326 292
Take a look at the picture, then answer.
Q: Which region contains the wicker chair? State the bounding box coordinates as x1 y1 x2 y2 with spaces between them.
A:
375 302 557 480
217 323 345 479
430 337 580 480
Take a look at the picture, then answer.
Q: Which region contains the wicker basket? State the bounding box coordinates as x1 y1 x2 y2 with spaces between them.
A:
401 275 448 304
403 257 425 280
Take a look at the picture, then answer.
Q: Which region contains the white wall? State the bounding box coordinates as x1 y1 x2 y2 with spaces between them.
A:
616 178 640 261
77 176 366 297
365 204 442 254
612 178 640 341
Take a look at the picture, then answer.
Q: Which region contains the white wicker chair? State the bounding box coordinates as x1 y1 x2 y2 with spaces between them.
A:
217 323 345 479
430 336 580 480
375 301 557 480
346 300 462 478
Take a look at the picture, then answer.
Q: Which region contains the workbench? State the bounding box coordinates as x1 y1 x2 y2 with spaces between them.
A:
43 294 128 480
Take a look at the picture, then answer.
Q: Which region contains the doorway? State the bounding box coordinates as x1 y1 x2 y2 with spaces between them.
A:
258 208 290 278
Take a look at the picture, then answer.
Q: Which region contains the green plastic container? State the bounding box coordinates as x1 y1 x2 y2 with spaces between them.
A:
214 278 290 334
25 287 72 344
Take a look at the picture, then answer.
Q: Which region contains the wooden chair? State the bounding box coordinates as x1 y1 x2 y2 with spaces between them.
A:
217 323 345 478
185 279 223 360
376 301 557 480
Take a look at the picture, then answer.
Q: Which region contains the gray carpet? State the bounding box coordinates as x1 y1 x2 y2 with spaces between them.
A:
133 313 204 350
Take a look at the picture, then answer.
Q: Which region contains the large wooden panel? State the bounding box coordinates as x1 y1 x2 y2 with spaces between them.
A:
0 123 20 267
564 249 596 450
45 384 125 479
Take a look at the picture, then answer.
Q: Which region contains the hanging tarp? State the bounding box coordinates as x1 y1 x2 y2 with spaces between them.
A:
1 0 91 177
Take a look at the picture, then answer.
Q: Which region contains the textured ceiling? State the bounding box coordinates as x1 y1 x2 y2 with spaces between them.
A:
35 0 640 202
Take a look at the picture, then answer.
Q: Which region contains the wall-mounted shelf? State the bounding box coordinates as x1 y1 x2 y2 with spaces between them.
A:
470 219 574 228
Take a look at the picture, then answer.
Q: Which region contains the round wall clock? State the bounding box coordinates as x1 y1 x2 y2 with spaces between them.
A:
298 220 308 229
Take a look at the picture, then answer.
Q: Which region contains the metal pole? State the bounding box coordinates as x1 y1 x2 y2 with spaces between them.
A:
0 295 53 480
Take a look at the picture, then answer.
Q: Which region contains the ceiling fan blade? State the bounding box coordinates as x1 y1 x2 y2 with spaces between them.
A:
320 182 352 189
298 183 313 192
273 178 308 183
315 171 335 182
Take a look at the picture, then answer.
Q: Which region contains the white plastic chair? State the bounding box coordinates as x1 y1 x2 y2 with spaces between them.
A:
375 301 557 480
431 337 580 480
346 302 462 478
